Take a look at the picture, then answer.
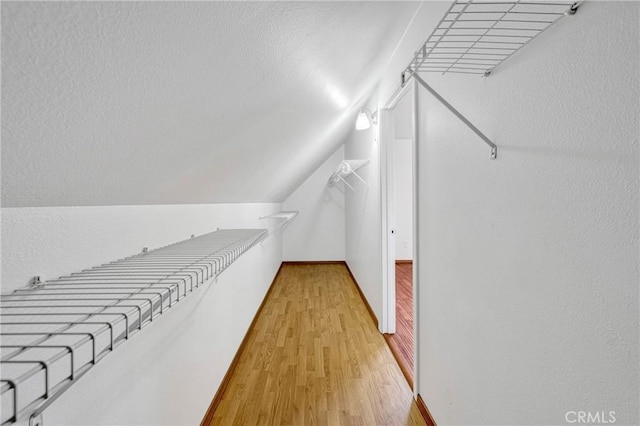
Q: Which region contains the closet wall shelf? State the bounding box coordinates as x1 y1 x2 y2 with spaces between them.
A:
328 160 369 191
404 0 581 77
259 211 298 234
0 229 267 425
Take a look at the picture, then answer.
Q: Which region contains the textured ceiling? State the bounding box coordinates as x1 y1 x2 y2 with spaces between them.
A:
1 1 420 207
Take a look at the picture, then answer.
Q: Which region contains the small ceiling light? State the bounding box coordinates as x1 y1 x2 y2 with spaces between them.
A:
355 108 378 130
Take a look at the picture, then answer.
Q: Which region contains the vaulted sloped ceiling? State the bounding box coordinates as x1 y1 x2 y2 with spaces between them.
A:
1 1 420 207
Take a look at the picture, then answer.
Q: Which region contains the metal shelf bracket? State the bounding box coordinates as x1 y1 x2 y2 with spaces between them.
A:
407 70 497 159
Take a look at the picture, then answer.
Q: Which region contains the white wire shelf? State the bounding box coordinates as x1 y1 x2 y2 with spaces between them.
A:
0 228 267 425
259 211 298 234
328 160 369 191
406 0 580 76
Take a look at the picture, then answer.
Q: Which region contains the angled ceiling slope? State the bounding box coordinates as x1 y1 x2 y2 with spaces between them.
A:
1 1 419 207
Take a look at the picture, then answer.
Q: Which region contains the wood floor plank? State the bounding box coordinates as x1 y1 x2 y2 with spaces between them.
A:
208 263 424 426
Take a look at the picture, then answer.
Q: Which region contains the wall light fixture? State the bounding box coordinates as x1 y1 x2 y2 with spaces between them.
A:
355 108 378 130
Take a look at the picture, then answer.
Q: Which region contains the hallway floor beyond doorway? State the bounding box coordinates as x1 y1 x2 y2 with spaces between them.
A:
384 262 414 387
206 263 424 425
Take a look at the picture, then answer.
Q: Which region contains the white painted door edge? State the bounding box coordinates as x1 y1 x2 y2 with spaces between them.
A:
411 80 420 399
380 108 396 334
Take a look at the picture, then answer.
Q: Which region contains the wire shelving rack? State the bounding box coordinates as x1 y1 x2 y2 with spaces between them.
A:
0 228 267 425
406 0 580 76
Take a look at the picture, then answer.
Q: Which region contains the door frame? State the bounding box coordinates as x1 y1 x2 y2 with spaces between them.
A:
380 79 420 396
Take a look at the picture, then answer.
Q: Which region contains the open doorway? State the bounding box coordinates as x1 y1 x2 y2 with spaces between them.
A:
380 82 417 391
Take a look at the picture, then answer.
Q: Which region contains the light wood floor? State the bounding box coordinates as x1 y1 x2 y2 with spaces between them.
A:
384 262 414 383
207 263 425 426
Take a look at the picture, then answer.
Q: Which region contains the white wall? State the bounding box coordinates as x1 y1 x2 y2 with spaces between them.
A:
283 146 345 261
344 125 382 323
1 203 283 424
393 138 413 261
415 2 639 425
